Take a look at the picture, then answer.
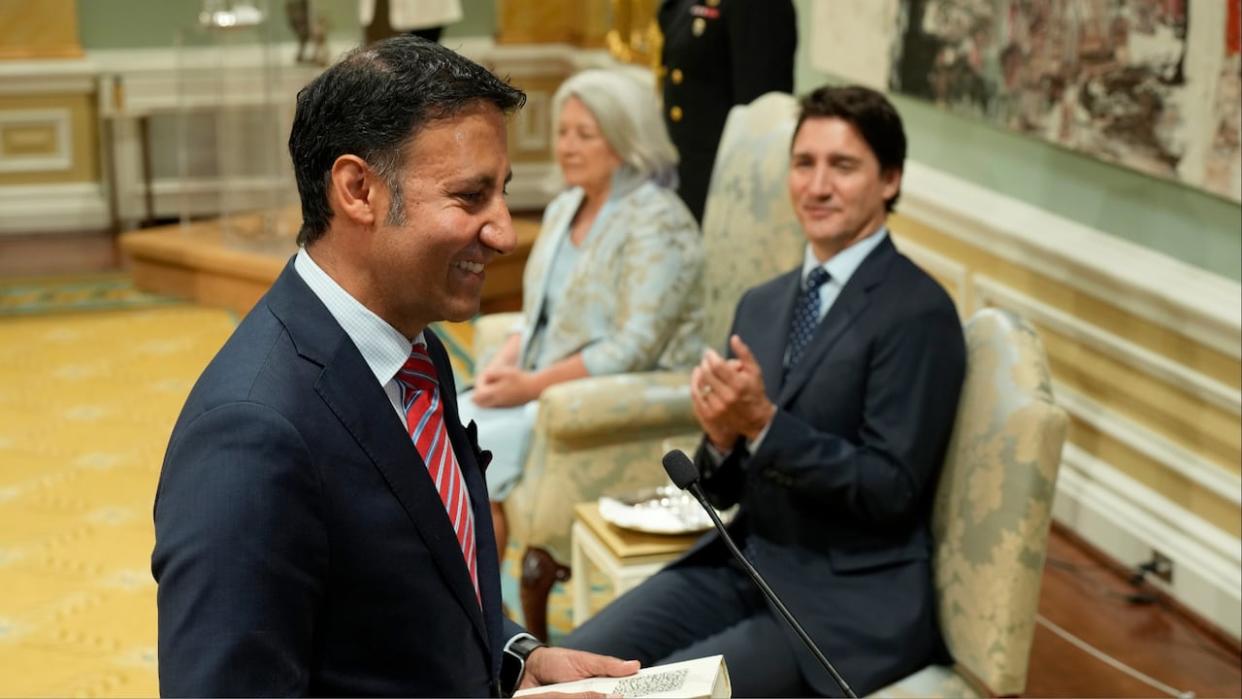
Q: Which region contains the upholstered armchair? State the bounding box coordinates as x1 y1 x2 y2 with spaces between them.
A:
873 308 1068 697
474 92 808 639
696 92 806 353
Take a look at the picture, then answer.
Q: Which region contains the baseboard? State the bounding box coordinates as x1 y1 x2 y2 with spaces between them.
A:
1054 443 1242 640
0 183 110 234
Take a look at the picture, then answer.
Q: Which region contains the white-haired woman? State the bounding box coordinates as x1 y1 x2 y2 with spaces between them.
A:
459 68 704 555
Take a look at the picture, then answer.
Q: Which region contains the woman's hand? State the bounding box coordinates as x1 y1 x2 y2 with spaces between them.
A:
472 366 538 408
480 333 522 376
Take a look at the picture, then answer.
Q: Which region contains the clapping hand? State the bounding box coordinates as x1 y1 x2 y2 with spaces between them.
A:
690 335 775 451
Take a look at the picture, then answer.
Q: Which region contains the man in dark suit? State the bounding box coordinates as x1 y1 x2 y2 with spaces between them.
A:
658 0 797 222
151 37 638 697
564 86 967 697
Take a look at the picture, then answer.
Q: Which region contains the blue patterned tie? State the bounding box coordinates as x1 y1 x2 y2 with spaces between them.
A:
786 267 831 371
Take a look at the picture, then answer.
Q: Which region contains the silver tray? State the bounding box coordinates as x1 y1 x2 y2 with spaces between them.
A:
599 486 736 535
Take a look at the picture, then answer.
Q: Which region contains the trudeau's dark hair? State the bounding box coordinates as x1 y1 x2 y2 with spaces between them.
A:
793 85 906 212
289 36 526 246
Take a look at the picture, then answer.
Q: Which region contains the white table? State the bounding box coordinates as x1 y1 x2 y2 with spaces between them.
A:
569 502 701 627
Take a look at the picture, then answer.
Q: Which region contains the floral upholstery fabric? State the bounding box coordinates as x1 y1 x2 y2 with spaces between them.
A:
475 326 701 565
519 178 705 375
505 372 702 562
473 325 700 562
699 92 806 350
473 312 522 371
482 93 811 566
873 308 1068 697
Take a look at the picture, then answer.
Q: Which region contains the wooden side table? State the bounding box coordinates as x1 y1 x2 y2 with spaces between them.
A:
570 502 702 627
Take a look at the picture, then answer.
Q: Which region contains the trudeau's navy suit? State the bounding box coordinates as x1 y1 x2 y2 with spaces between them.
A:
152 261 520 696
565 236 966 697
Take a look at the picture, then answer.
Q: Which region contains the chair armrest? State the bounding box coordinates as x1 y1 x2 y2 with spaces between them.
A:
504 371 702 563
538 371 699 443
473 312 522 366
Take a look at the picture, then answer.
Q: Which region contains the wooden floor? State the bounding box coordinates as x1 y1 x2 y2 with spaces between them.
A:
1028 526 1240 698
2 230 1239 698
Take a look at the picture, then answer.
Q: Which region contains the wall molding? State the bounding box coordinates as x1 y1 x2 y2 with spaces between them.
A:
899 162 1242 642
0 183 108 234
1056 443 1241 639
892 235 972 314
110 145 558 221
0 108 72 173
1055 382 1242 506
974 275 1242 416
0 58 95 95
973 274 1241 504
902 161 1242 360
89 40 617 225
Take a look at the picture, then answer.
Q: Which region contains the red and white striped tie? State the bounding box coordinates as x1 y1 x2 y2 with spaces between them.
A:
396 344 480 604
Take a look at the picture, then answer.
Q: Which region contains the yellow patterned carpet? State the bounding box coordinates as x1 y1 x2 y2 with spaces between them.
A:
0 306 238 697
0 282 591 697
0 273 180 317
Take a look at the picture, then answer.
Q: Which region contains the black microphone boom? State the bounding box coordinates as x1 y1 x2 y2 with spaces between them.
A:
660 449 858 699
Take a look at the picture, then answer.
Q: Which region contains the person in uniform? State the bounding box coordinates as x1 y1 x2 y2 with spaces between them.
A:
658 0 797 221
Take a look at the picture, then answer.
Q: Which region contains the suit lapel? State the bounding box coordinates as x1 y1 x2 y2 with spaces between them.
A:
426 330 506 661
313 343 490 645
748 270 800 404
778 237 897 406
268 263 491 649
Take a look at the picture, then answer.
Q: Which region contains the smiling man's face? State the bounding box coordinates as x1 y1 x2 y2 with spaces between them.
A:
368 100 516 332
788 116 901 263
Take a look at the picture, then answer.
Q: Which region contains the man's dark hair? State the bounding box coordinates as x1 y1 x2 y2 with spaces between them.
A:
288 36 526 246
793 85 907 212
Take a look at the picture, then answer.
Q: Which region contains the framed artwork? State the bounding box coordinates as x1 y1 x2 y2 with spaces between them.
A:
814 0 1241 202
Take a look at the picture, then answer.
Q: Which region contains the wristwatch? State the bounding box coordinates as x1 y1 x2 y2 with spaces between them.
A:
500 633 544 696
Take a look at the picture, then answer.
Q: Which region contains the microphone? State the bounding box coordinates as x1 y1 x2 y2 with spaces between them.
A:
662 449 858 699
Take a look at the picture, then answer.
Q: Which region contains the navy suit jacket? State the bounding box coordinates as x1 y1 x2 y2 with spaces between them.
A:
685 236 966 696
152 261 520 696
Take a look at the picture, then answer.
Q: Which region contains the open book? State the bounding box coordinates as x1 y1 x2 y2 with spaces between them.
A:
515 655 730 699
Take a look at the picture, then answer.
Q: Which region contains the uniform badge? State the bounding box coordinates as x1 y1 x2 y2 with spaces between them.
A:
692 16 706 36
690 5 721 20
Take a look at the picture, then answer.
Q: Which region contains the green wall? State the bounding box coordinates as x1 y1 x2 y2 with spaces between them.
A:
75 1 1239 279
77 1 363 48
444 0 496 40
792 0 1242 281
76 0 498 49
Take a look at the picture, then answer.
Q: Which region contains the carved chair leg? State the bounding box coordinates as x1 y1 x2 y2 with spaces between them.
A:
520 546 571 642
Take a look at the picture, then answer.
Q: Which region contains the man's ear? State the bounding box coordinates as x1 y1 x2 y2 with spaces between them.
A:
881 166 903 203
329 154 384 227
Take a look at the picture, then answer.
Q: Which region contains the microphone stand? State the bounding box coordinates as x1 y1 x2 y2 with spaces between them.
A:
686 484 858 699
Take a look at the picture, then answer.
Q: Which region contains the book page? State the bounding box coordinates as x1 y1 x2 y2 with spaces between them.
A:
515 655 730 699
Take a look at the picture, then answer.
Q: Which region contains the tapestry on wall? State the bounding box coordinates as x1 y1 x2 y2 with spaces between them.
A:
888 0 1241 203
